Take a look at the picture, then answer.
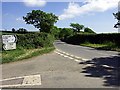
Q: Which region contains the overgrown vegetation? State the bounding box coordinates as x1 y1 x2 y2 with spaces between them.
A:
59 28 74 40
2 47 54 64
17 32 54 49
113 11 120 28
62 33 120 51
23 10 58 33
81 42 120 51
2 32 55 64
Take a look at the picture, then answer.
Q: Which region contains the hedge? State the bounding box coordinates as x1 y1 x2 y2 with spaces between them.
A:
64 33 120 46
17 32 54 49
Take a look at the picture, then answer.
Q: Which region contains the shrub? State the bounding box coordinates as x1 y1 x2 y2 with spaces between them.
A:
59 28 74 40
64 33 120 47
17 32 54 49
50 26 62 40
84 27 96 34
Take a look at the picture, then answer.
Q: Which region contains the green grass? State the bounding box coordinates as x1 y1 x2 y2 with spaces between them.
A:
81 43 107 48
80 42 120 52
1 47 55 64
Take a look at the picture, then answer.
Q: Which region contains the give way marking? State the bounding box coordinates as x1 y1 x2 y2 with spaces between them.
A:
0 74 41 88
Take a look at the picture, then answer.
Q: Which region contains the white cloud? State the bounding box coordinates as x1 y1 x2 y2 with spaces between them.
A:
59 0 119 20
16 17 23 21
23 0 46 7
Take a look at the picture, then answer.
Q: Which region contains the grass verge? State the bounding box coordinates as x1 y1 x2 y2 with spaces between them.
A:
80 42 120 52
1 47 55 64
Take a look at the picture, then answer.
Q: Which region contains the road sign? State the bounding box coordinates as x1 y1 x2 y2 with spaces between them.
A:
2 35 17 44
3 43 16 50
2 35 17 50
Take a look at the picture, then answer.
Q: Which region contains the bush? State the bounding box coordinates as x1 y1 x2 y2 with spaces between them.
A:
17 32 54 49
84 27 96 34
59 28 74 40
50 26 62 40
64 33 120 47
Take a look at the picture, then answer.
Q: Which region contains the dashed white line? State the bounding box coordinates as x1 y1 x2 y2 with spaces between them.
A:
55 49 89 62
74 59 81 62
68 57 74 60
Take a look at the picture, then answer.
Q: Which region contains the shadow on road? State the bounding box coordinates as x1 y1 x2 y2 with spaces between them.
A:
79 55 120 87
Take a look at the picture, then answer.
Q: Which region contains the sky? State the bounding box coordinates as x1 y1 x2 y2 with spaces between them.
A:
1 0 120 33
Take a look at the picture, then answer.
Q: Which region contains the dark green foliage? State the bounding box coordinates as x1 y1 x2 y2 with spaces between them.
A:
17 32 54 49
84 27 96 34
113 12 120 20
65 33 120 47
70 23 84 32
23 10 58 33
50 26 62 39
17 28 28 33
59 28 74 40
12 28 16 32
113 12 120 28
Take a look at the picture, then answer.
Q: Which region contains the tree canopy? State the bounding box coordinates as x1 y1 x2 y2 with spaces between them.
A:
84 27 96 34
12 28 16 32
59 28 73 39
23 10 58 33
17 28 28 33
113 12 120 28
70 23 84 32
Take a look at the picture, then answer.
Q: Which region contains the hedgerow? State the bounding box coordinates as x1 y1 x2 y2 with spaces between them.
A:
64 33 120 46
17 32 54 49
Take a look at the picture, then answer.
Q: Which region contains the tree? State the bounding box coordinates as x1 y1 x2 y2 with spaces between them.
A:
59 28 73 40
70 23 84 32
23 10 58 33
113 12 120 28
17 28 28 33
50 26 62 39
12 28 16 32
84 27 96 34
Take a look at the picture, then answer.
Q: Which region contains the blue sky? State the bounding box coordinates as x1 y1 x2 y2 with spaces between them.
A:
2 0 119 33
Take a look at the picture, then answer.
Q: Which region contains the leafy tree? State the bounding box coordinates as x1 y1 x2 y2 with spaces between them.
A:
113 12 120 28
70 23 84 32
23 10 58 33
50 26 62 39
12 28 16 32
17 28 28 33
59 28 73 40
84 27 96 34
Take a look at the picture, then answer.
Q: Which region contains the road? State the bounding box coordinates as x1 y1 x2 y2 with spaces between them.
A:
1 40 119 88
54 40 119 60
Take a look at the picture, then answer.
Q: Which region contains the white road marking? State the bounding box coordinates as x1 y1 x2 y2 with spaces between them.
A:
22 75 41 85
0 84 23 88
63 55 69 58
55 49 90 62
82 58 90 61
0 74 41 88
68 57 74 60
74 59 81 62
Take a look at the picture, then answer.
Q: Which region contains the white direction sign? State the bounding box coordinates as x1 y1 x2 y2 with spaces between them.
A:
3 43 16 50
2 35 17 50
2 35 17 44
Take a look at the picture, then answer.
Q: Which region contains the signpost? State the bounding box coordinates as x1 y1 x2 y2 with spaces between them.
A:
3 43 16 50
2 35 17 50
